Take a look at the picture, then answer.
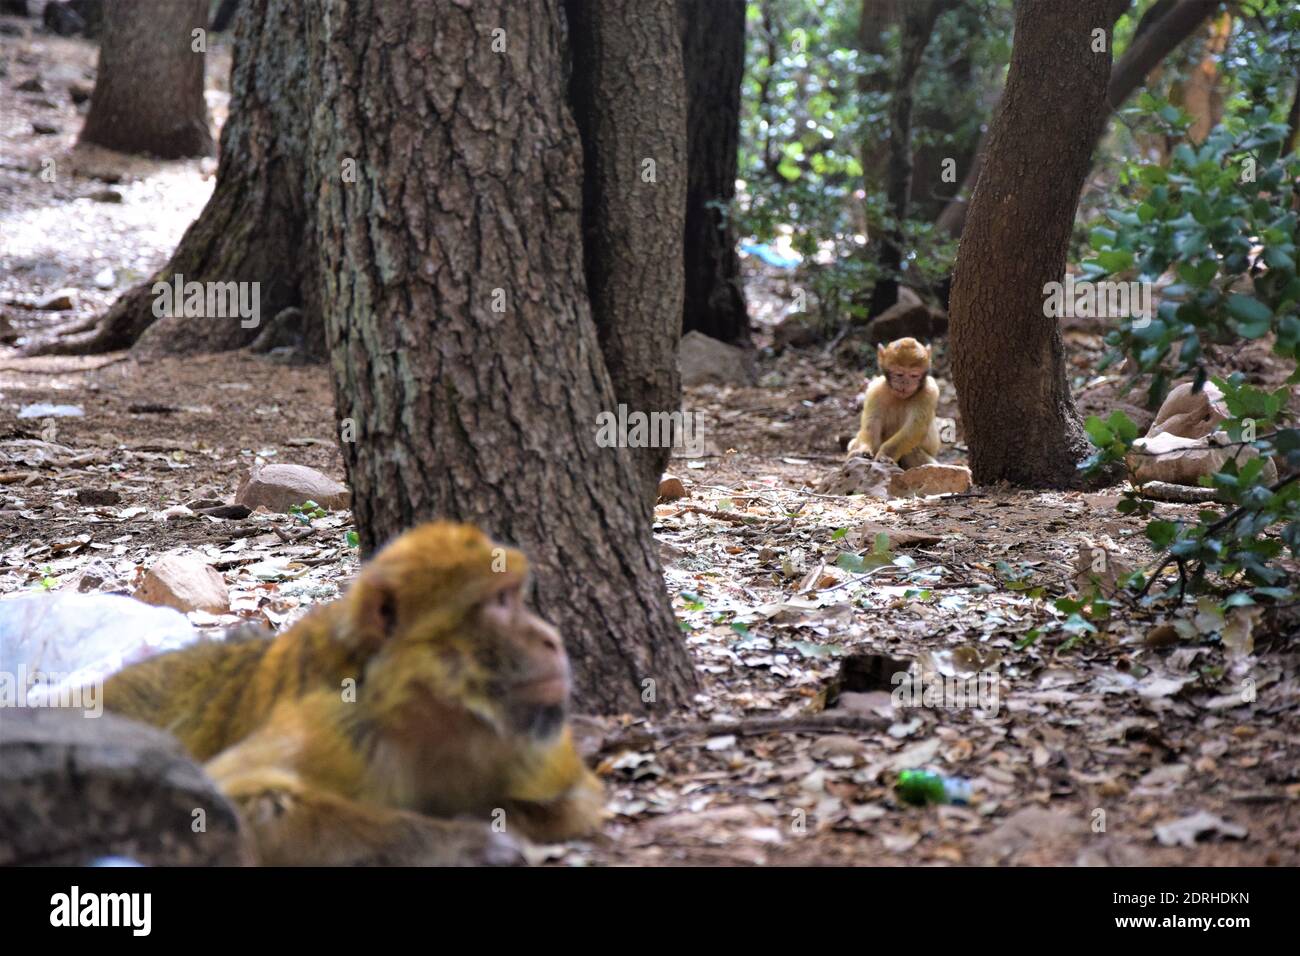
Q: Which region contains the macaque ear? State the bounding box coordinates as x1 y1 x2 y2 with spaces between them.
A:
355 580 400 642
877 344 887 367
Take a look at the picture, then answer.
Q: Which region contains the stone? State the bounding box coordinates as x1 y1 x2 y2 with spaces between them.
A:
772 313 821 351
888 463 971 497
75 487 120 506
816 456 901 497
657 474 687 501
88 188 122 203
678 330 757 387
1127 430 1275 487
30 289 75 311
0 709 246 866
68 82 91 105
136 553 230 614
15 76 43 93
235 463 351 513
31 121 59 135
1148 380 1228 440
868 301 948 344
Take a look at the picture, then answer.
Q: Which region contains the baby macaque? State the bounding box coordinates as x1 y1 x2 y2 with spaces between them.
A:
847 337 941 468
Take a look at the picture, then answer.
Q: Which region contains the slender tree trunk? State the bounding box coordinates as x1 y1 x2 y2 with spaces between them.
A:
937 0 1221 239
314 0 698 714
30 0 320 357
566 0 689 502
79 0 213 158
678 0 750 347
1177 11 1230 144
869 0 949 316
1287 73 1300 156
949 0 1129 487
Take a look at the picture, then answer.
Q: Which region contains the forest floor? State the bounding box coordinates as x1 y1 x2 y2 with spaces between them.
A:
1 15 1298 867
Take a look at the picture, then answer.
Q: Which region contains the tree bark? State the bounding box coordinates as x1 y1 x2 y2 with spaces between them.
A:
30 0 320 357
79 0 214 159
566 0 689 503
313 0 698 714
678 0 751 347
868 0 950 316
936 0 1220 239
949 0 1129 487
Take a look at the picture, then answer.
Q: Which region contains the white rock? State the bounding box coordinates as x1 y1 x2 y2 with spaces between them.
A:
678 330 756 387
889 463 972 497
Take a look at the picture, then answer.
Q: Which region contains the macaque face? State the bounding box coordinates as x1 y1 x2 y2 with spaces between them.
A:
884 366 927 399
474 583 572 738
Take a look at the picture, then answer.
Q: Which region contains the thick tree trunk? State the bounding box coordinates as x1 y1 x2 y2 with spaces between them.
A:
868 0 949 317
79 0 213 159
678 0 750 347
30 0 320 357
314 0 698 714
949 0 1129 487
566 0 688 503
937 0 1220 239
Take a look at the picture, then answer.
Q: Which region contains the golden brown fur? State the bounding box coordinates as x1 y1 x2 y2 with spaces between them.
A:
848 337 941 468
105 522 604 865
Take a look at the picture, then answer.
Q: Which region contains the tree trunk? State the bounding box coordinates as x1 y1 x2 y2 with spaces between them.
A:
678 0 750 347
936 0 1221 239
79 0 214 159
566 0 689 502
868 0 949 317
31 0 320 357
949 0 1129 487
313 0 698 714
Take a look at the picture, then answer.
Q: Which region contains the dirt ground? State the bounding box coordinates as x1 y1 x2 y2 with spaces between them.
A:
1 14 1297 867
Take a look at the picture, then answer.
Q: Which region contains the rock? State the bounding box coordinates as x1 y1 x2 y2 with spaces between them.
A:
75 487 121 506
657 474 687 501
0 709 246 866
888 463 971 497
136 553 230 614
816 456 901 497
772 312 821 351
0 21 21 36
93 267 115 289
235 463 351 513
868 301 948 344
30 289 75 311
1153 811 1247 848
195 504 252 520
1127 430 1276 487
42 0 87 36
88 188 122 203
1144 623 1179 648
678 330 757 387
1148 380 1228 440
972 807 1087 865
849 522 942 549
68 82 91 105
249 306 304 352
15 76 43 92
74 558 124 593
31 121 59 135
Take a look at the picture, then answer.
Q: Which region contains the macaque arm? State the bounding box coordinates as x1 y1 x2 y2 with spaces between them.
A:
217 766 524 866
876 380 939 462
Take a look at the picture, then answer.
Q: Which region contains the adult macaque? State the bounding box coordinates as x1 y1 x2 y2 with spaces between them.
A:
848 337 941 467
105 523 604 865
